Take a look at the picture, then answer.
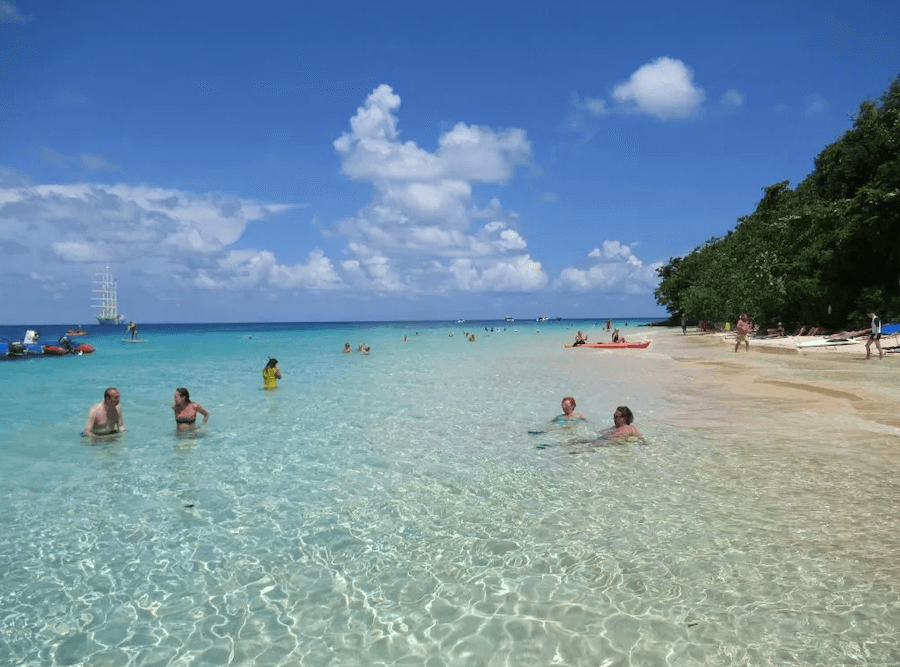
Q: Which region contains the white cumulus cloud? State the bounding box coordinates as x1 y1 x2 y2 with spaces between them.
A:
559 241 662 294
0 172 319 297
329 85 545 295
612 57 705 119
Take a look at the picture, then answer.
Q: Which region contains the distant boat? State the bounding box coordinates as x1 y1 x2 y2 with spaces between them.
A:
537 315 548 322
505 316 514 322
92 266 126 325
457 318 466 323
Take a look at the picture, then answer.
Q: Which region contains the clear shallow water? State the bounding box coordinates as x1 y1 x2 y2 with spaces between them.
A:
1 320 899 666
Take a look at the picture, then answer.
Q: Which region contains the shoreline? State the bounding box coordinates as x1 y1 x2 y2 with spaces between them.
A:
651 328 900 440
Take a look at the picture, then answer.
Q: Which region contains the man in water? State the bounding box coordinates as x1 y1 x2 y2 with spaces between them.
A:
82 387 126 436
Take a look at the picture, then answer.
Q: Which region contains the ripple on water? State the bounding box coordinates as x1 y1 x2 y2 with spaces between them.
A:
2 325 899 665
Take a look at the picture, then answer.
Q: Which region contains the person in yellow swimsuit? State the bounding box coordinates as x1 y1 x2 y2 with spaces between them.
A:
262 358 282 389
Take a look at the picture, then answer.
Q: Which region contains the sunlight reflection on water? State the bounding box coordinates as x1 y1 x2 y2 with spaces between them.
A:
1 323 899 665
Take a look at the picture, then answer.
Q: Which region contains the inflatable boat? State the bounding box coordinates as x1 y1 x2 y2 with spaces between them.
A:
1 331 94 359
43 335 95 356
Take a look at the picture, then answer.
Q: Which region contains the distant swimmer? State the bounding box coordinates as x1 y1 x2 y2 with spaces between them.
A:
361 345 370 355
467 333 476 342
172 387 209 431
262 358 282 389
343 343 352 353
82 387 126 436
552 396 586 423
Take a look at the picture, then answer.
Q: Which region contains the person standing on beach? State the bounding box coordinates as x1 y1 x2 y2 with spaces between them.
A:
82 387 126 436
681 313 687 335
262 358 282 389
865 311 883 359
734 313 752 352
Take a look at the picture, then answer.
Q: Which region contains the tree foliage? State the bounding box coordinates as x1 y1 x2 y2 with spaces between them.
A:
656 75 900 328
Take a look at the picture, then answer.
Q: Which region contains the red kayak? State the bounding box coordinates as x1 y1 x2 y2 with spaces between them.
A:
567 341 650 349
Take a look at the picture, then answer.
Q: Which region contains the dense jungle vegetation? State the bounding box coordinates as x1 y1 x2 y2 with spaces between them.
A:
655 75 900 329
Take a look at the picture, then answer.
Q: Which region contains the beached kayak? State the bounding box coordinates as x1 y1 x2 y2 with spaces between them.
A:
566 341 650 349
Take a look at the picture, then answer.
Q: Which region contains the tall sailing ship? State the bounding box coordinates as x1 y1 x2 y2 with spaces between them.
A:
92 266 126 325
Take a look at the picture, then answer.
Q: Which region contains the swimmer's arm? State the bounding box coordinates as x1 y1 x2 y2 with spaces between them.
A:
117 406 126 432
197 404 209 424
275 366 282 379
82 408 97 436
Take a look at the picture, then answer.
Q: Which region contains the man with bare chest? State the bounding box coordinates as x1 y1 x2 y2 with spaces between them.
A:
82 387 126 436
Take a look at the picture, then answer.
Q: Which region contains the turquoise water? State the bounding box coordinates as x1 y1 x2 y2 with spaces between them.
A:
2 320 899 666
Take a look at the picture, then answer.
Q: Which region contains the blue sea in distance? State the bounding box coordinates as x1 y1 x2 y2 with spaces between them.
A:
2 318 899 666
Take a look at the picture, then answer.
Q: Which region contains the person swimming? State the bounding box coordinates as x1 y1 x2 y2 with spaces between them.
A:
599 405 641 441
530 397 588 434
552 396 586 423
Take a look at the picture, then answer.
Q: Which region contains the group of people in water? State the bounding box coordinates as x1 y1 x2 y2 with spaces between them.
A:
343 342 371 354
82 386 209 436
542 396 642 442
85 387 641 443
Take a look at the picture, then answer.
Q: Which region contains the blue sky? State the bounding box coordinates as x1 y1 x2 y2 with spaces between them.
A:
1 0 898 324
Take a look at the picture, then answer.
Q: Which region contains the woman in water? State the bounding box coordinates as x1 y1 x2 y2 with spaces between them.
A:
553 396 586 423
172 387 209 431
262 358 282 389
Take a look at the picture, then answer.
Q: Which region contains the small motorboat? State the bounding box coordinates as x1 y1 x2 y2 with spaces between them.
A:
65 327 90 336
0 338 26 358
566 341 651 349
1 330 94 359
1 330 44 359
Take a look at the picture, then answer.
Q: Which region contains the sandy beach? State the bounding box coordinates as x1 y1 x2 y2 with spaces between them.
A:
652 328 900 442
